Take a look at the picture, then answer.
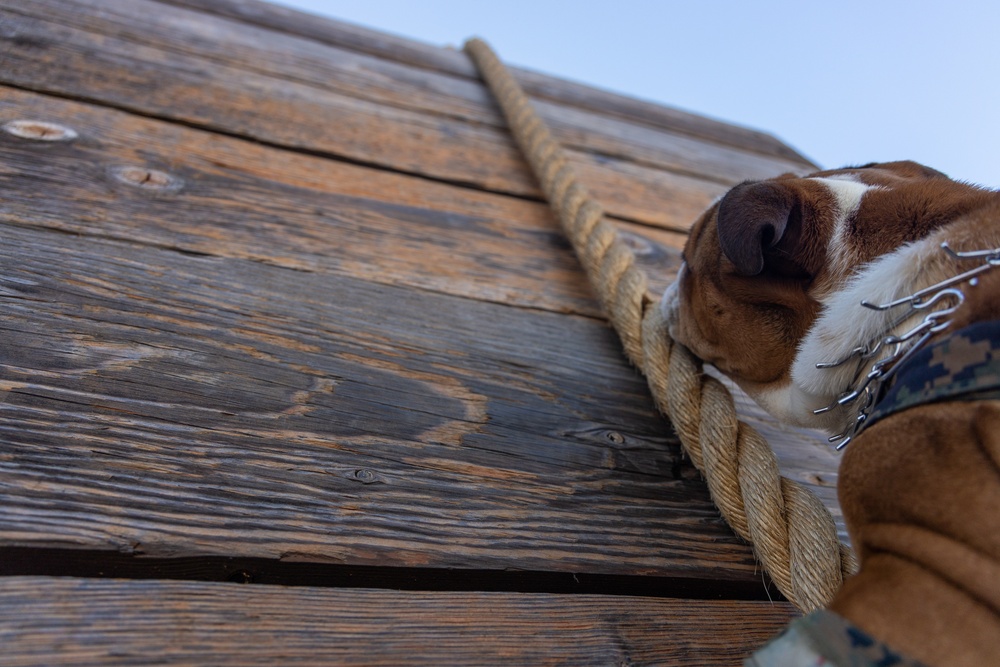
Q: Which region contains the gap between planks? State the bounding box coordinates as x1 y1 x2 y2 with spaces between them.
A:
0 546 786 602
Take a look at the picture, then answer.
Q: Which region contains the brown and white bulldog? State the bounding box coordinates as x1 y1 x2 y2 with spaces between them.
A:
661 161 1000 666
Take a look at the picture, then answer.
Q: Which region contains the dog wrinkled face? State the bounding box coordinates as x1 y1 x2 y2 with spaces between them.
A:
662 194 822 384
661 160 992 427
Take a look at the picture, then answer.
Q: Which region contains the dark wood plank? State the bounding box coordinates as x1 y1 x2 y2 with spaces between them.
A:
513 68 814 166
0 577 796 665
3 2 809 209
0 6 532 193
0 0 844 559
157 0 814 166
0 223 762 579
573 152 726 230
0 86 842 544
0 85 686 318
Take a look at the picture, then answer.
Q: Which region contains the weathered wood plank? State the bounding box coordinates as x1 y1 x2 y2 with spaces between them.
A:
0 86 684 317
0 85 842 542
0 0 844 565
0 577 795 666
0 223 763 578
2 2 807 215
0 7 530 192
158 0 814 166
575 153 724 231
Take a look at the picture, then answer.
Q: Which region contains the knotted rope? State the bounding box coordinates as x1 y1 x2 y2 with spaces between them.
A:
465 38 857 611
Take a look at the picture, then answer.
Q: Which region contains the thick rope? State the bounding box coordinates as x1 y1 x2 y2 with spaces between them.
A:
465 38 857 612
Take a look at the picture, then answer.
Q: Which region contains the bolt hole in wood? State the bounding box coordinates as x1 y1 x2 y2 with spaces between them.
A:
109 165 183 193
605 431 626 445
1 119 78 142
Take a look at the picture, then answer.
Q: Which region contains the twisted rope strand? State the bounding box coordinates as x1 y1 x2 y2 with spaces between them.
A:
464 38 856 611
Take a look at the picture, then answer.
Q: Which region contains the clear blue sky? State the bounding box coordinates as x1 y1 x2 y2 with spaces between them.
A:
277 0 999 189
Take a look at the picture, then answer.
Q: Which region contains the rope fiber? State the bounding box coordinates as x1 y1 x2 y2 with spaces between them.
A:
464 38 857 611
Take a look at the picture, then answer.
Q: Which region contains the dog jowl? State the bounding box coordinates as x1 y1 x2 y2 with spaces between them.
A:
660 160 1000 433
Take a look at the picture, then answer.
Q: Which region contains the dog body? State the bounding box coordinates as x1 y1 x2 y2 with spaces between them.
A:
661 161 1000 666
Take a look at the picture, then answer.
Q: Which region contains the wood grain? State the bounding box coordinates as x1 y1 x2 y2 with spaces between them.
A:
158 0 814 166
0 0 846 603
2 2 809 217
0 223 765 579
0 577 796 666
0 85 685 317
0 56 842 548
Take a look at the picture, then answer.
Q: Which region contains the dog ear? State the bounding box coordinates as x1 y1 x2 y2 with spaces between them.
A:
716 181 800 276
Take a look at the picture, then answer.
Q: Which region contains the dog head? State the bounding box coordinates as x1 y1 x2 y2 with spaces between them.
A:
661 161 997 431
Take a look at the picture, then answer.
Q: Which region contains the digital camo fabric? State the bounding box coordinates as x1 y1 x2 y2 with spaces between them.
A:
867 319 1000 429
746 610 927 667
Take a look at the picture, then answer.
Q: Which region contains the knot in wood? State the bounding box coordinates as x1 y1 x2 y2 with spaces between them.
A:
110 165 182 192
2 119 78 142
351 468 379 484
604 430 626 445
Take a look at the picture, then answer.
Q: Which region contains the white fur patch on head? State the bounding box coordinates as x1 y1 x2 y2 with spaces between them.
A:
809 175 876 216
807 176 883 287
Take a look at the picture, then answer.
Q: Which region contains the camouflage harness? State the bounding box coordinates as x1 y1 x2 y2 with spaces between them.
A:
817 243 1000 448
866 318 1000 429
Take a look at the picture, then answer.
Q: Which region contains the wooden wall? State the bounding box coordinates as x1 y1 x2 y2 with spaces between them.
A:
0 1 837 662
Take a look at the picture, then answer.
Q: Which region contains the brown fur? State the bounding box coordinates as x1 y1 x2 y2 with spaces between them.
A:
668 162 1000 665
672 162 996 386
830 266 1000 666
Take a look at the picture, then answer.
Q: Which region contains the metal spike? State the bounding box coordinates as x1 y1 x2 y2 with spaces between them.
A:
812 242 1000 450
